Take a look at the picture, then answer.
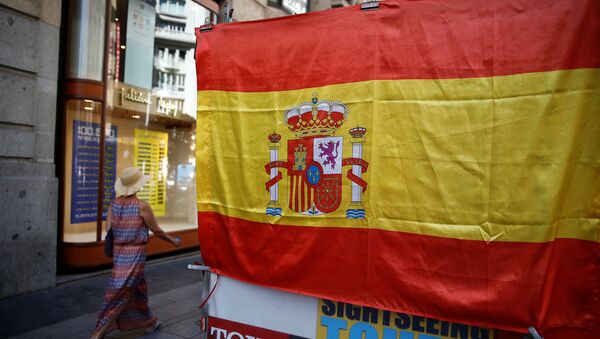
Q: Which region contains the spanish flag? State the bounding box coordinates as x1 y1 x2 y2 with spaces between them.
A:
195 0 600 336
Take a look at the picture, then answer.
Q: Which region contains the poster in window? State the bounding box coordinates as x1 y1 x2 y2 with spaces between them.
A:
71 120 118 224
134 128 168 216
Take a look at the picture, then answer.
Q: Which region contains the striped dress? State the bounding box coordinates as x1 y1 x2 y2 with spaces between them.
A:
93 196 157 334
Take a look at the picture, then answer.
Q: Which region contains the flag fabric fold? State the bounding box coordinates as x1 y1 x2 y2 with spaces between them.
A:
195 0 600 335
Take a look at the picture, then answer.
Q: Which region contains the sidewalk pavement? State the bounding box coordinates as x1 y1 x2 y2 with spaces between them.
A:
1 252 206 339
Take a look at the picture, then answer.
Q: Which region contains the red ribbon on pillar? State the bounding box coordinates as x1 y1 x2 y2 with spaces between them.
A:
342 158 369 192
265 171 283 192
346 170 368 192
265 161 288 191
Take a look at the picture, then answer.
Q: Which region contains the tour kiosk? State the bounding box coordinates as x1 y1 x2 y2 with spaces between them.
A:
191 1 600 339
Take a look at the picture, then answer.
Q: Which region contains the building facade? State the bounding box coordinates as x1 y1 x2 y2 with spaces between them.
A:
0 0 354 298
0 0 62 298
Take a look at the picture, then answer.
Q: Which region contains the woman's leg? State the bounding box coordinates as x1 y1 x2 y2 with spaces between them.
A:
91 302 127 339
90 277 134 339
133 275 159 331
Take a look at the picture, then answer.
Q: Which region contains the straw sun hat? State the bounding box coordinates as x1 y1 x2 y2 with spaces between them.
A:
114 167 150 197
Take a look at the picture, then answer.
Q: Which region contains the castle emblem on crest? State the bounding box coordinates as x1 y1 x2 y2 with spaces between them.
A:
264 94 369 218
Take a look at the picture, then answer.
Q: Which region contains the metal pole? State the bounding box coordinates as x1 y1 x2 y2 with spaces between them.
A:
98 0 111 242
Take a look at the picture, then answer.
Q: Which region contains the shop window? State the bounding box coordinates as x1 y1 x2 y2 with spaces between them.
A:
63 99 108 242
68 0 107 80
158 0 187 17
62 0 213 244
106 0 210 238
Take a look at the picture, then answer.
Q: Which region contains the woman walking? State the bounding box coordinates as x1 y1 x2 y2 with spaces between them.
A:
91 167 182 339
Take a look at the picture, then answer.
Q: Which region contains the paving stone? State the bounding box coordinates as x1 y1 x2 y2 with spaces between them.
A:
151 284 202 306
5 335 29 339
143 331 187 339
104 327 188 339
161 314 203 338
14 312 96 338
68 330 97 339
154 297 203 325
149 293 178 309
105 328 147 338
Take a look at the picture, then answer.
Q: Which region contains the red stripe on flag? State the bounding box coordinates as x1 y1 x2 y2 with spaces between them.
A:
198 211 600 335
196 0 600 92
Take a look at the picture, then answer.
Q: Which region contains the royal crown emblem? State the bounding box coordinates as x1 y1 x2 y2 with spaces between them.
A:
265 95 369 218
284 96 349 138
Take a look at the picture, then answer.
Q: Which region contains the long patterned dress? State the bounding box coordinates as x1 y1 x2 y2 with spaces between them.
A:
93 196 157 335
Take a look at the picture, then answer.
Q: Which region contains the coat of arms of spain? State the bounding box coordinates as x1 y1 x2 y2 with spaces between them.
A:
264 95 369 219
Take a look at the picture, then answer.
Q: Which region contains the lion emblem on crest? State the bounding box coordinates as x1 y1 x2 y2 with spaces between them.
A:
318 140 340 170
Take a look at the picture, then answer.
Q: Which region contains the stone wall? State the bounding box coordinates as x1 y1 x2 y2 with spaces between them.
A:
0 0 61 298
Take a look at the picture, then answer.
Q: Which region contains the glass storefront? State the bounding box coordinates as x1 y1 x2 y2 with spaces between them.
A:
68 0 107 80
61 0 216 266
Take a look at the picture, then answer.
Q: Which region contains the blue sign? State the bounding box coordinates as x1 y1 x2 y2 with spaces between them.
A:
70 120 118 224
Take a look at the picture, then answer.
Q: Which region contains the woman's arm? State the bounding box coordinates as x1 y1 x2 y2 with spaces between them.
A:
139 200 181 247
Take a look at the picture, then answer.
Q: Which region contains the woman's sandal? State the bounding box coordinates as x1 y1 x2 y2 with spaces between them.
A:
145 320 162 333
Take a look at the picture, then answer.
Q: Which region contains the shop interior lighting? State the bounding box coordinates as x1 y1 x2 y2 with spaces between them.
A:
132 114 141 119
120 45 126 49
83 99 94 111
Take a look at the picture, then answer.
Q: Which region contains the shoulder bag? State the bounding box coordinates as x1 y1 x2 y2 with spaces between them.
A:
104 229 114 258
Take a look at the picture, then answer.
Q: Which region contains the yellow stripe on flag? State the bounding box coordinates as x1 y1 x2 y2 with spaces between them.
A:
196 68 600 243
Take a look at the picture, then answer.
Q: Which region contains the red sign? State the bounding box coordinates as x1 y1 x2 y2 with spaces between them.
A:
208 317 307 339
